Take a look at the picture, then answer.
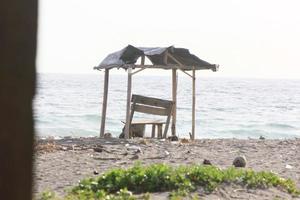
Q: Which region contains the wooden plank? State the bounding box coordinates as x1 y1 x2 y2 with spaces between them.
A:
134 104 169 116
141 55 145 65
128 101 136 137
163 51 168 64
151 124 156 138
192 68 196 140
132 120 165 125
131 68 146 75
121 120 165 125
95 64 215 71
100 69 109 137
157 124 163 138
124 67 132 139
132 94 172 108
171 69 177 136
131 55 146 76
163 106 173 138
167 53 194 79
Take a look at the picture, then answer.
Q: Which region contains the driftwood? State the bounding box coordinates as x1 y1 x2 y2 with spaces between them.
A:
93 157 121 161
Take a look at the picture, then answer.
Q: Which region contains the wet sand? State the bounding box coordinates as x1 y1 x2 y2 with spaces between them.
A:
34 137 300 199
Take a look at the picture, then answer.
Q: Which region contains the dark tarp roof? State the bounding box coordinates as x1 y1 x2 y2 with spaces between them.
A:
94 45 218 71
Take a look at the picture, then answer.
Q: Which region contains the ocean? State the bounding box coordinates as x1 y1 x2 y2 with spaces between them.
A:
34 73 300 139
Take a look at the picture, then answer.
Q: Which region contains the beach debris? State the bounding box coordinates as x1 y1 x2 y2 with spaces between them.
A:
139 139 148 145
130 154 139 160
92 145 112 154
93 170 99 175
189 132 192 140
94 157 121 161
93 147 103 153
180 138 189 144
165 151 170 156
168 135 179 141
121 151 128 156
126 145 142 153
203 159 212 165
104 132 112 138
61 146 68 151
259 135 265 140
75 171 81 175
233 156 247 168
285 164 293 169
134 148 142 154
35 141 61 153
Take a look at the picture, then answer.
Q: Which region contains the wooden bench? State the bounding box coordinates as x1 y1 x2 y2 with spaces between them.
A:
127 94 174 138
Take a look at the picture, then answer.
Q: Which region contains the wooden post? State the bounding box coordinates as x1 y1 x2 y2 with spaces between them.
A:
171 69 177 136
192 68 196 140
158 124 163 138
151 124 156 138
100 69 109 137
141 55 145 65
124 67 132 139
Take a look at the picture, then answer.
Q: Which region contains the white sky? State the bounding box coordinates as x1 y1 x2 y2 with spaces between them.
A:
37 0 300 79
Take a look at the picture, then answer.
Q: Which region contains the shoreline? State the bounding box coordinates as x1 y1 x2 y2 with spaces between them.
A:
34 137 300 199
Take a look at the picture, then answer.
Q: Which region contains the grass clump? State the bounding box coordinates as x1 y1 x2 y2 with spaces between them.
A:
44 163 300 199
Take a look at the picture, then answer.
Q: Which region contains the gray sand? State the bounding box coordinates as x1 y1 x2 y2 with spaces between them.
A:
34 138 300 199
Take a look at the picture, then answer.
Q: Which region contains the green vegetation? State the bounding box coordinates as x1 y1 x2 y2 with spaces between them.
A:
40 163 300 200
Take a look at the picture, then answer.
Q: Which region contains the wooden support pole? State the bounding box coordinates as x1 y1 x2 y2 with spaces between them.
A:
100 69 109 137
192 68 196 140
171 69 177 136
167 53 193 79
124 67 132 139
151 124 156 138
141 55 145 65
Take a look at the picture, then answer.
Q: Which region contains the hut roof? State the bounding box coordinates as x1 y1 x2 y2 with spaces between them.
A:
94 45 218 71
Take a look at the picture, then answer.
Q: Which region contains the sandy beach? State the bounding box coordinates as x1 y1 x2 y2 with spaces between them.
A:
34 137 300 199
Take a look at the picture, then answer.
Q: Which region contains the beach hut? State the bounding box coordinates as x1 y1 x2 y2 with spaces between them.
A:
94 45 218 140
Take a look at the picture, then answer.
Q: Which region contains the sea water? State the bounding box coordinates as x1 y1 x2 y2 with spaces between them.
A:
34 73 300 139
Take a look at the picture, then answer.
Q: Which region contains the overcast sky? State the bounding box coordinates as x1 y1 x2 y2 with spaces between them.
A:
37 0 300 79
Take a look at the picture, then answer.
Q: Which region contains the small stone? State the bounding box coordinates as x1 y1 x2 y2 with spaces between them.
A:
61 146 68 151
104 132 112 138
135 148 142 153
130 154 139 160
168 135 179 141
233 156 247 168
93 147 103 153
285 164 293 169
259 136 265 140
127 145 142 153
203 159 212 165
75 171 81 175
165 151 170 156
93 170 99 175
